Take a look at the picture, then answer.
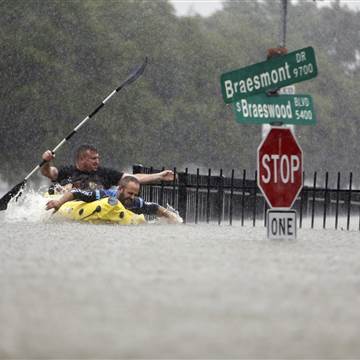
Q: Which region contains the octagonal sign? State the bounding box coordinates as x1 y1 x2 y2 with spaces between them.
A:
257 127 303 208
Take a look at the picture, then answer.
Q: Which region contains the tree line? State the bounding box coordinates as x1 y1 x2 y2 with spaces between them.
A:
1 0 359 185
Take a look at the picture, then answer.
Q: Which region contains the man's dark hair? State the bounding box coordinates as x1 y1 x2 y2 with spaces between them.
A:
74 144 98 161
119 175 140 189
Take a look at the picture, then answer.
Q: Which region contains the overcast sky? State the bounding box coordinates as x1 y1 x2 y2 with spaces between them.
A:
170 0 360 17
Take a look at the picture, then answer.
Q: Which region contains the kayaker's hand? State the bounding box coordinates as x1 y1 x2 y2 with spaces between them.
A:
158 206 183 224
159 170 175 182
46 199 61 212
164 211 182 224
42 150 55 162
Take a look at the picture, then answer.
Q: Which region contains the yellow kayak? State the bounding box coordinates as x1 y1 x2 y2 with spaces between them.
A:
48 195 146 225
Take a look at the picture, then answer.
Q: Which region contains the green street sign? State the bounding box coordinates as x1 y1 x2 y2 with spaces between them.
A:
221 46 318 104
233 94 316 125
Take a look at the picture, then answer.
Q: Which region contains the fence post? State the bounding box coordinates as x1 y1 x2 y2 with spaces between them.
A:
347 172 353 231
206 169 211 223
229 169 234 226
241 170 246 226
132 164 144 174
335 172 341 230
178 172 188 224
172 167 177 207
300 171 308 228
264 201 269 227
311 171 317 229
323 172 329 229
217 170 224 225
253 170 257 227
159 166 165 206
195 168 200 224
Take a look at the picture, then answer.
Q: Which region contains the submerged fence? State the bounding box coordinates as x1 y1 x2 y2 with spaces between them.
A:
133 165 360 231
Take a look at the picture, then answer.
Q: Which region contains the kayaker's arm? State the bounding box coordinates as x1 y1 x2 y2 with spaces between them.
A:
41 150 59 181
129 197 183 224
45 188 109 212
70 189 111 202
128 170 175 184
156 206 183 224
46 192 75 212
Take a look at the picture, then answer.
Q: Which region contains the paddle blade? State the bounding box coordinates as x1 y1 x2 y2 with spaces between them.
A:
0 180 26 211
116 57 148 91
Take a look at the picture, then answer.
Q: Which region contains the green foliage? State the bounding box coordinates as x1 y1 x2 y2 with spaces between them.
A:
0 0 359 183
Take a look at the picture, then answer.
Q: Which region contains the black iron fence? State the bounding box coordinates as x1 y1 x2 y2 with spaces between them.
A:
133 165 360 231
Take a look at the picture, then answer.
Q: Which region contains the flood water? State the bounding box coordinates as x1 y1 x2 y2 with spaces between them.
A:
1 196 360 358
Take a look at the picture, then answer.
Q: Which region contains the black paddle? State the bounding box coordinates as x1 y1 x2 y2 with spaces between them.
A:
0 57 148 211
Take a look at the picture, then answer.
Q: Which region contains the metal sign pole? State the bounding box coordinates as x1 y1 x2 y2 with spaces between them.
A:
280 0 288 48
262 0 288 138
278 0 295 135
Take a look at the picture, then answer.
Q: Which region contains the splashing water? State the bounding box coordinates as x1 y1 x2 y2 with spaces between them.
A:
2 187 55 223
166 203 183 223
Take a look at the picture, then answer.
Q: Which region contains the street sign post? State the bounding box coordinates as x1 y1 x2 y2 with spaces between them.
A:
221 46 318 103
279 85 296 95
233 94 316 125
261 85 297 138
257 127 303 208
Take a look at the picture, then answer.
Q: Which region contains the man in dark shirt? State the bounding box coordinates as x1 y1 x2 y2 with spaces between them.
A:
45 175 182 223
41 144 175 190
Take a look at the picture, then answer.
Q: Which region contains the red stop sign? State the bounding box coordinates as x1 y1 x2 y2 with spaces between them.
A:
257 127 303 208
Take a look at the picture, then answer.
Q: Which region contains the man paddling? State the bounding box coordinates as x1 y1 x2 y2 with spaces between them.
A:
41 144 175 190
45 175 182 224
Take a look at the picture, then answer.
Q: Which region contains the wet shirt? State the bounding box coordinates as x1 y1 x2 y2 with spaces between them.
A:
56 165 123 190
70 188 159 216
